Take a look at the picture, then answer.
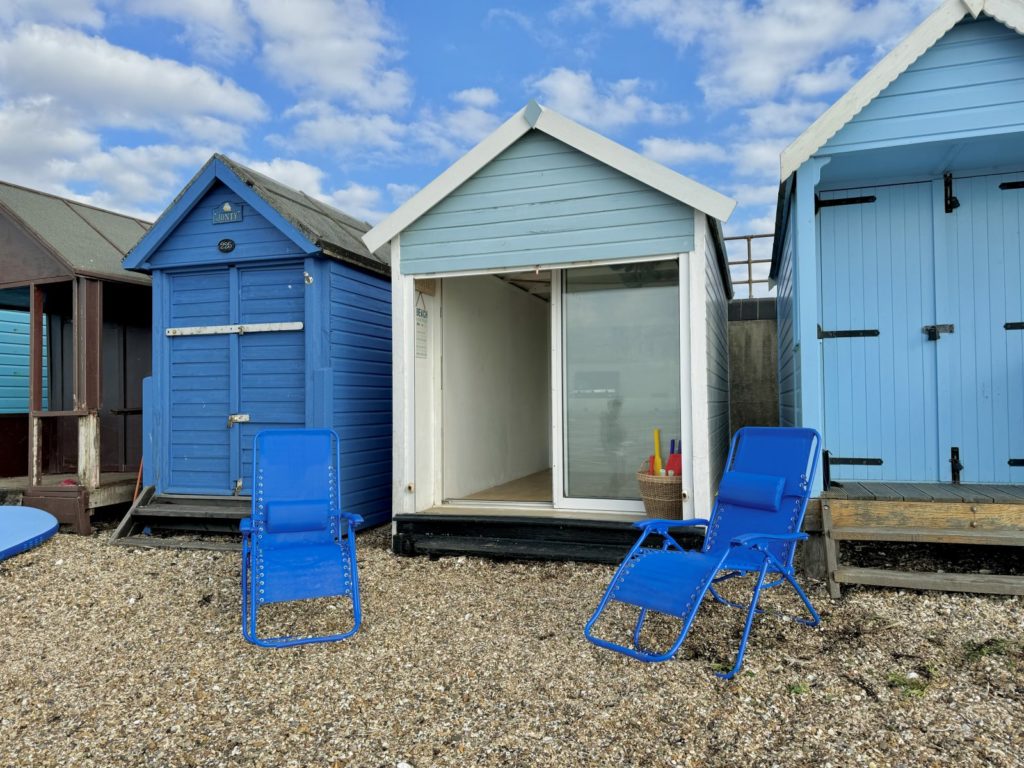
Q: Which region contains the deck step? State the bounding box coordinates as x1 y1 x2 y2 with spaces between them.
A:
115 535 241 553
134 503 248 519
110 488 247 550
832 566 1024 595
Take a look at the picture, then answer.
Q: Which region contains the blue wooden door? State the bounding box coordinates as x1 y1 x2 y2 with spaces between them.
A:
818 182 940 481
165 263 306 495
167 271 233 493
936 172 1024 483
235 264 306 494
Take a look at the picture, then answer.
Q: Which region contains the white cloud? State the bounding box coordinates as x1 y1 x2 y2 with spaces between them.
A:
728 183 780 208
246 0 411 112
639 137 727 165
274 92 503 163
243 157 326 196
272 102 408 157
790 55 858 97
742 100 829 138
326 182 389 224
0 24 266 136
0 0 103 29
412 102 503 158
50 143 214 216
731 138 788 179
528 67 687 131
241 156 393 224
584 0 936 107
120 0 255 62
386 182 417 206
452 87 499 109
486 8 566 49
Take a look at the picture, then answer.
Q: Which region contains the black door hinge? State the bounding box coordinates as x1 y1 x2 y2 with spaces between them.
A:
950 447 963 484
815 195 877 214
827 457 883 466
944 172 960 213
998 180 1024 191
818 324 880 339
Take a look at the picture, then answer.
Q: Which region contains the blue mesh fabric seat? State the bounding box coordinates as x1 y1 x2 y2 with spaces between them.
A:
240 429 363 647
585 427 822 679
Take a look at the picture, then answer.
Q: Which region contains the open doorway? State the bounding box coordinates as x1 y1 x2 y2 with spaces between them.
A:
442 271 552 504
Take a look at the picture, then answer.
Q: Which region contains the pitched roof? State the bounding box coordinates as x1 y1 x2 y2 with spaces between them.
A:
215 155 388 274
125 154 388 276
0 180 151 284
780 0 1024 179
363 101 736 254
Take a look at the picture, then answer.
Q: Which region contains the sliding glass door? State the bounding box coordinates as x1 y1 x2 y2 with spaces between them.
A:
556 260 681 511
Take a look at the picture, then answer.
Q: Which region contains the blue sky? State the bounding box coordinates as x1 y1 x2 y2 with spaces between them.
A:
0 0 940 250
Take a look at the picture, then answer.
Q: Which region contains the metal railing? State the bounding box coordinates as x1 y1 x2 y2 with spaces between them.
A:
724 233 774 299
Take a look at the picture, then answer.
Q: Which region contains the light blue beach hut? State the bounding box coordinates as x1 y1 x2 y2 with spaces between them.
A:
364 102 736 560
772 0 1024 490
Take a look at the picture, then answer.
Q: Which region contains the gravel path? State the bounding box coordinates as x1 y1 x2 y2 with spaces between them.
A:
1 528 1021 767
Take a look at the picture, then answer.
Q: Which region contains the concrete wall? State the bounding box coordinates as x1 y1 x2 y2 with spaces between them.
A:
728 298 778 429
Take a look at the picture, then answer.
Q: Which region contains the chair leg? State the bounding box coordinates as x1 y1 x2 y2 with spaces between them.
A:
782 570 821 628
632 608 648 649
717 559 771 680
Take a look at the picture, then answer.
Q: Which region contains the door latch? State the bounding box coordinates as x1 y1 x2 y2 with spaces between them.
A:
922 324 954 341
227 413 251 427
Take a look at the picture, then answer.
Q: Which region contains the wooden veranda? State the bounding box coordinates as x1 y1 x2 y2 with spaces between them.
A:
0 181 151 533
805 482 1024 597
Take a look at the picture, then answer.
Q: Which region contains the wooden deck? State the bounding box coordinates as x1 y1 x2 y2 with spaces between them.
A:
810 481 1024 597
823 481 1024 503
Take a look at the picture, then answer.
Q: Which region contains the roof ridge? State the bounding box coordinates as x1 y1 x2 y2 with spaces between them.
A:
0 178 150 225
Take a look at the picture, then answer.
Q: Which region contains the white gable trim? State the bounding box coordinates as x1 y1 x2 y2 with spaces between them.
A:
363 102 736 254
531 107 736 223
780 0 1024 180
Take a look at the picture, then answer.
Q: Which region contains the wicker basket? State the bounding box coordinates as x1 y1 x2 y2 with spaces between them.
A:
636 470 685 519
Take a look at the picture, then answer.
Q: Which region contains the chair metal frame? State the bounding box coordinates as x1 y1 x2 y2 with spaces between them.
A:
240 428 363 648
584 427 822 679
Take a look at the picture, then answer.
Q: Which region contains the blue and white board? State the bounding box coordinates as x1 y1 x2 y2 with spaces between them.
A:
0 506 58 561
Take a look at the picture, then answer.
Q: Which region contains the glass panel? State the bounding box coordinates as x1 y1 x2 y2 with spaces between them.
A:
563 261 681 500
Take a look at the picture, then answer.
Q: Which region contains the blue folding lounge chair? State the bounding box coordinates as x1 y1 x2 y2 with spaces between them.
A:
585 427 821 679
240 429 363 647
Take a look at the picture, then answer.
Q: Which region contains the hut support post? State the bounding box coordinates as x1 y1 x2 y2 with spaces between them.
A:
392 236 417 518
27 283 44 486
76 277 103 490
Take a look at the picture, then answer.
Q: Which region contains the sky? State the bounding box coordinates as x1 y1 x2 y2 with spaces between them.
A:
0 0 943 286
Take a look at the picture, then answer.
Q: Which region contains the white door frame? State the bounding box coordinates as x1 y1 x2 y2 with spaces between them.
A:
552 260 685 514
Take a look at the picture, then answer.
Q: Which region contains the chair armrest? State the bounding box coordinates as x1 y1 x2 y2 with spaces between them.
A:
730 532 808 548
340 512 364 526
633 518 709 533
239 517 253 535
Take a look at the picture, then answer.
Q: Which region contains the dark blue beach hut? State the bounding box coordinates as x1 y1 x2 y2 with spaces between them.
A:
772 0 1024 490
115 155 391 544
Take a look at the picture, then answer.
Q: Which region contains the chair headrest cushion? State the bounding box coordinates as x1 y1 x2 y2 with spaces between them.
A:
265 499 331 533
717 471 785 512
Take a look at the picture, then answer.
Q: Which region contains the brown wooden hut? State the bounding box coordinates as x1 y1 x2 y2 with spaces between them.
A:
0 180 151 533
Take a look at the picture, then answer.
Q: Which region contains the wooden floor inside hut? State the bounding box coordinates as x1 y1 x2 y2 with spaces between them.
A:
823 481 1024 503
460 469 553 503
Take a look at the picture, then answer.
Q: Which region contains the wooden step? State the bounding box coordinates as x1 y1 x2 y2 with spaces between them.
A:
136 503 248 519
115 535 241 553
830 526 1024 546
832 566 1024 595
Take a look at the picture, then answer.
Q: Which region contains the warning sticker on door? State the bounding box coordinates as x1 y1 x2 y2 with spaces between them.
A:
415 307 428 358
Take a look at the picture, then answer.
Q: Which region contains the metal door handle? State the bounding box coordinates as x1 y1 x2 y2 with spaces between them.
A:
923 324 954 341
227 413 250 427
